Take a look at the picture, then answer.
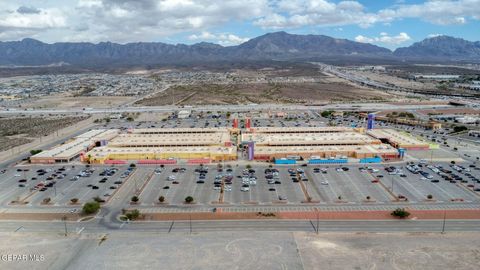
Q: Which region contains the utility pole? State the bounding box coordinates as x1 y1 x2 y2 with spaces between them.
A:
62 216 68 237
391 176 394 193
441 209 447 234
189 214 192 234
316 209 319 234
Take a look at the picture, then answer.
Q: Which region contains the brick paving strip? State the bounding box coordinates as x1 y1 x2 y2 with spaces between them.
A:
0 209 479 221
143 209 480 221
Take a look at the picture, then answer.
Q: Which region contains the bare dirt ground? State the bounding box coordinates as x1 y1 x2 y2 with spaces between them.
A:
18 96 134 109
136 82 394 106
351 70 438 91
417 108 480 116
0 116 88 151
1 231 479 270
296 232 480 270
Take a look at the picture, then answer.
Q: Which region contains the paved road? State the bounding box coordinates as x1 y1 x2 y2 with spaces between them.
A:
1 219 479 234
0 103 454 116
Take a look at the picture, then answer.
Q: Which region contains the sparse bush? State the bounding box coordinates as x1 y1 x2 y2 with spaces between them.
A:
70 198 79 204
125 209 141 220
30 149 42 155
391 208 410 219
43 197 51 204
185 196 194 204
82 201 100 215
158 196 165 203
93 196 105 203
427 194 433 200
131 196 139 203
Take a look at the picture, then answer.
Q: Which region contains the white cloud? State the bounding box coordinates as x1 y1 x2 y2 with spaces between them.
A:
377 0 477 25
0 8 66 29
256 1 378 28
77 0 103 8
355 35 374 43
427 33 443 38
188 31 249 45
256 0 480 29
0 0 479 43
355 32 411 45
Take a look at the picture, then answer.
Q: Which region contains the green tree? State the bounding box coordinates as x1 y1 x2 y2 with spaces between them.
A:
321 110 334 118
93 196 105 203
185 196 194 204
158 196 165 203
453 125 467 133
125 209 141 220
391 208 410 218
131 196 139 203
82 201 100 215
30 149 42 155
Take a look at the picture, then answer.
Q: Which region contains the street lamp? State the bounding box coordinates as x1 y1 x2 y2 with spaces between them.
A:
441 209 447 234
62 215 68 237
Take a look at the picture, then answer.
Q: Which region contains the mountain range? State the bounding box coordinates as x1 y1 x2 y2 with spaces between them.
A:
0 32 479 68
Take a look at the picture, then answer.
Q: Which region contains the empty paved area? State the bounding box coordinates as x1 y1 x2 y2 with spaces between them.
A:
1 231 479 270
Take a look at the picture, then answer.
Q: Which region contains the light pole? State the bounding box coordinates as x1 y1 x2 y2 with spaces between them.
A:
391 176 394 193
189 214 192 234
441 209 447 234
62 215 68 237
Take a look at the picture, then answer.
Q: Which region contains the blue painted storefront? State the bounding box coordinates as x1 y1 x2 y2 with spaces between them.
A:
359 157 382 163
275 159 297 164
308 159 348 164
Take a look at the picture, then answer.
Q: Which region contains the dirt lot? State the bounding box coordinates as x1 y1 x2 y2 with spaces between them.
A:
0 115 88 151
136 82 393 106
296 232 480 270
1 231 479 270
18 96 134 109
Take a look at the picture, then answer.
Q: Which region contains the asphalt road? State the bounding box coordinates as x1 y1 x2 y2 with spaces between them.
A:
1 219 480 234
0 103 453 116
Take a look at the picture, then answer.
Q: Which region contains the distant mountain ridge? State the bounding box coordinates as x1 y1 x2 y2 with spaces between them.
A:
393 35 480 60
0 32 479 68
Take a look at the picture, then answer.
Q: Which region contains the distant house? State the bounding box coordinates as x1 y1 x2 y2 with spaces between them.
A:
411 74 460 81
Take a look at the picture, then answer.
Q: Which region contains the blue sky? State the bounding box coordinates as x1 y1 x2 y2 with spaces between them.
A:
0 0 479 49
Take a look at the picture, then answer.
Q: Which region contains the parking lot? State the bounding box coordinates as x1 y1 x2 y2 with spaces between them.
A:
1 160 479 209
0 165 137 207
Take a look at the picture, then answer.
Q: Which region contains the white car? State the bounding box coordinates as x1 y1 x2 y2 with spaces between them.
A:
336 168 342 172
321 181 329 185
14 174 21 177
154 169 162 174
167 175 176 181
420 177 427 180
240 186 250 192
213 186 221 190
